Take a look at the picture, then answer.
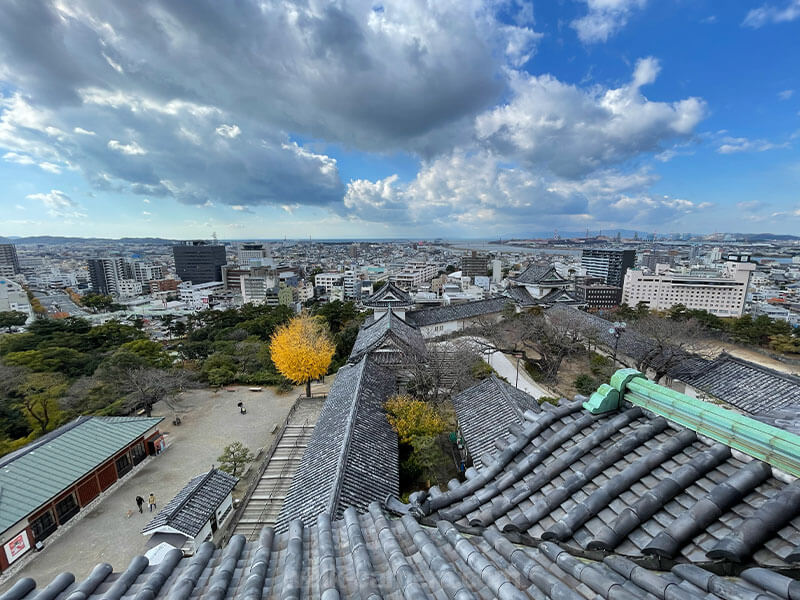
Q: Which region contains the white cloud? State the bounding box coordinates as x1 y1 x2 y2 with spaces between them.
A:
717 136 788 154
26 189 86 218
143 198 150 203
215 124 241 138
73 127 96 135
572 0 647 43
3 151 35 166
778 89 795 100
107 139 147 155
142 210 151 215
102 52 124 74
743 0 800 27
38 161 62 173
475 57 706 178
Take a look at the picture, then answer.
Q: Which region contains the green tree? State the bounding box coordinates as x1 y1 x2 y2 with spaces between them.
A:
574 373 599 395
769 334 800 354
0 311 27 331
217 441 254 477
81 293 116 311
17 372 67 434
3 347 94 377
117 339 172 368
313 300 360 334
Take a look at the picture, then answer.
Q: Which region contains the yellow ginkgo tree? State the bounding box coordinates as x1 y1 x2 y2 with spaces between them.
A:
270 314 335 397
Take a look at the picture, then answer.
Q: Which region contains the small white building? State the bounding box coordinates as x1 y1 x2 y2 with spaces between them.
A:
142 468 237 553
178 281 225 310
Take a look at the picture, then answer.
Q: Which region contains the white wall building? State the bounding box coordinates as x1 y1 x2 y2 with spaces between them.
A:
116 278 144 299
622 257 755 317
178 281 225 310
315 273 344 293
0 278 32 320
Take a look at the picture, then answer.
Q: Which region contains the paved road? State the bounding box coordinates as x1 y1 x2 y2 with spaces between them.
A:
0 385 305 591
33 292 87 316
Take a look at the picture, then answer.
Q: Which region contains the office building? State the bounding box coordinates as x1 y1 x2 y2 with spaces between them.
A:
574 282 623 309
581 248 636 287
0 243 20 276
622 256 755 317
173 241 227 284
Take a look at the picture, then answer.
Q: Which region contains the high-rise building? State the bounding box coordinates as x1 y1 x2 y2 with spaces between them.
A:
87 258 124 296
173 241 227 284
461 251 488 278
0 243 20 276
491 259 502 283
581 248 636 287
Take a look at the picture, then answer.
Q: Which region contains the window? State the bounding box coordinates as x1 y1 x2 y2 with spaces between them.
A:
131 442 147 466
30 510 57 542
55 494 79 524
115 453 132 477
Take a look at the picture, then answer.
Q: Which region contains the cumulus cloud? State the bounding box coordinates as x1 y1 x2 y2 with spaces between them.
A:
26 189 86 218
343 152 706 233
572 0 647 43
475 57 706 178
0 0 543 212
743 0 800 27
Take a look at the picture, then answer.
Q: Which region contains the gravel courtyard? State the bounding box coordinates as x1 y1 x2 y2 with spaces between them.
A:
0 383 320 591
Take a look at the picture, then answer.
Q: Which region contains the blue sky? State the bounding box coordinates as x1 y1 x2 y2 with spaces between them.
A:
0 0 798 239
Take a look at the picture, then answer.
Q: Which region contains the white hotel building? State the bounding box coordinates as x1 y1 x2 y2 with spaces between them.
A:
622 257 755 317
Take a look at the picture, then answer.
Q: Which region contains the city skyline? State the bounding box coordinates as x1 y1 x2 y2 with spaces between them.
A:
1 1 799 239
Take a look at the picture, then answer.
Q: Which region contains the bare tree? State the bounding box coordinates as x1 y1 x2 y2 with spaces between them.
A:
467 308 589 383
404 339 484 404
627 315 712 382
105 366 194 417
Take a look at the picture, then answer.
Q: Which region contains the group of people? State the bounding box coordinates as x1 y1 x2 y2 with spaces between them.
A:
135 493 157 513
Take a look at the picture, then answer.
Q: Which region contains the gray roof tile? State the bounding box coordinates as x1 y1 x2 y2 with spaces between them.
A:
349 309 426 364
141 469 238 538
452 377 541 470
276 357 398 530
405 298 511 328
512 265 568 286
8 504 796 600
408 403 800 568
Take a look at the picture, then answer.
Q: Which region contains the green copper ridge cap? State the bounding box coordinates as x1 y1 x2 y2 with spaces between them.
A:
614 371 800 477
583 383 620 414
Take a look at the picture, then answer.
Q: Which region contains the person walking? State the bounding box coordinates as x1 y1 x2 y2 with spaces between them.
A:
148 493 156 512
135 495 144 513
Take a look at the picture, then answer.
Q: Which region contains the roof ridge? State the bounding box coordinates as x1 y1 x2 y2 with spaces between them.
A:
165 469 217 522
491 376 525 420
328 357 369 517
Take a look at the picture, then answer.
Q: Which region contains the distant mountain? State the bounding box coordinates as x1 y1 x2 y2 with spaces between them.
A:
1 236 179 245
733 233 800 241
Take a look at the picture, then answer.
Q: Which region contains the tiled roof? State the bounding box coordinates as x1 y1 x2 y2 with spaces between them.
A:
502 286 538 306
405 297 511 327
349 309 426 363
9 503 800 600
684 353 800 415
512 264 568 285
361 281 412 307
142 469 238 538
536 288 582 305
0 416 163 533
276 357 398 530
408 400 800 568
453 376 541 470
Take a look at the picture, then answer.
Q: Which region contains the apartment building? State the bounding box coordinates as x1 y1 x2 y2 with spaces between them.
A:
622 256 755 317
315 272 344 293
581 248 636 287
391 262 438 290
